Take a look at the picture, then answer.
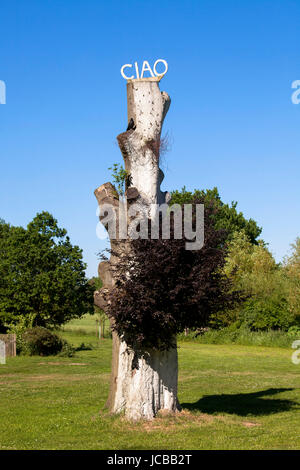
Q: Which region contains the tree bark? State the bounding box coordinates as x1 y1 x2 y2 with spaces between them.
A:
94 76 179 420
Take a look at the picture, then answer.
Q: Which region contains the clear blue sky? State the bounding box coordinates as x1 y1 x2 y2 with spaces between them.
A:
1 0 299 277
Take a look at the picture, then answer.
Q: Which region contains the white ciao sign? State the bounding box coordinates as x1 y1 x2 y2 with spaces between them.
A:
120 59 168 80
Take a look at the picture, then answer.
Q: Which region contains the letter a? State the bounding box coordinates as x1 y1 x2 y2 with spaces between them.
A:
140 61 154 78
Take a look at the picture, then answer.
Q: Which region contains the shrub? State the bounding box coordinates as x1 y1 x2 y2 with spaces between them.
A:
287 325 300 338
239 298 294 330
75 342 93 351
22 327 66 356
58 340 75 357
5 313 36 354
178 325 298 348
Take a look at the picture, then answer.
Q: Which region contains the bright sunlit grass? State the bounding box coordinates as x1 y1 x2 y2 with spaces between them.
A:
0 316 299 450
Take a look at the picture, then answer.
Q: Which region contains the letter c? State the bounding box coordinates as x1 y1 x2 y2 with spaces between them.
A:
121 64 134 80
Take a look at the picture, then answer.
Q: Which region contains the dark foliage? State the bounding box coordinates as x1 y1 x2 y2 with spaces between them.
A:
104 199 244 351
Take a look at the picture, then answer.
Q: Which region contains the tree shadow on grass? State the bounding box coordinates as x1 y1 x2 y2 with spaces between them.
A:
181 388 299 416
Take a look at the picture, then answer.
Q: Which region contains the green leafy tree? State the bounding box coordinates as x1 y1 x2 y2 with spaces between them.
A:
0 212 94 332
108 163 130 196
216 231 293 330
283 238 300 325
284 237 300 269
170 187 262 244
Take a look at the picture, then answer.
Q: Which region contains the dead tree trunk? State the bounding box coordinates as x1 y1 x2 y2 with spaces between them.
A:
94 76 179 420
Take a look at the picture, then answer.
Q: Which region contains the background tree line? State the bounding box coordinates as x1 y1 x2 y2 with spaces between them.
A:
0 186 299 355
171 187 300 332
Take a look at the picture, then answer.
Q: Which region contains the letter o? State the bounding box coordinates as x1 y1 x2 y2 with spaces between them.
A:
153 59 168 77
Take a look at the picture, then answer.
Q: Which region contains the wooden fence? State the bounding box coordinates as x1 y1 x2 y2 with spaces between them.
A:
0 334 16 357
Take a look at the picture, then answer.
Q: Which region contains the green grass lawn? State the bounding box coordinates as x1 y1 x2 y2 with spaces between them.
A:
0 315 299 450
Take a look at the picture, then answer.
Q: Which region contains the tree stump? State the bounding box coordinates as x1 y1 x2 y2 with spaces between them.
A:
94 76 179 420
